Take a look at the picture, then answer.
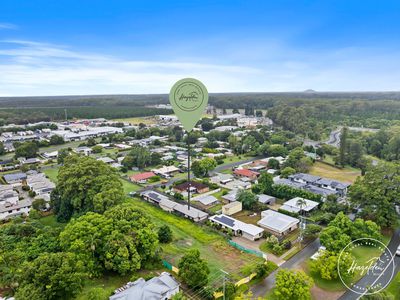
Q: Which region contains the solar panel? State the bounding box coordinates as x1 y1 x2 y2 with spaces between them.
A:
215 215 235 227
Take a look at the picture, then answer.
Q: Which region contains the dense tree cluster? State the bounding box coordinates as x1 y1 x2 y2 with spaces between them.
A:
349 162 400 227
51 155 125 221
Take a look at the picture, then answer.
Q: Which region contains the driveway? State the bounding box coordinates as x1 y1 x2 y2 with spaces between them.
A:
231 237 284 266
250 238 320 298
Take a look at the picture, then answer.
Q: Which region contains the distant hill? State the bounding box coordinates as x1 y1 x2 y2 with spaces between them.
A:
304 89 316 93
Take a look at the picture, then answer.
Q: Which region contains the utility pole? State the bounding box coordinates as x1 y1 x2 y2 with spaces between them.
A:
220 269 228 300
187 131 191 210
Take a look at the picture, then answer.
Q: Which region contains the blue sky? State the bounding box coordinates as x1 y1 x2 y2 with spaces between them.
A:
0 0 400 96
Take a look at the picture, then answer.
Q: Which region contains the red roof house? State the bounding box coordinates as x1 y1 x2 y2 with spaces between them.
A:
233 169 260 181
130 172 156 183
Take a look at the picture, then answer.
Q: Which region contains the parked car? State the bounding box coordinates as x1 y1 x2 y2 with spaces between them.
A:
396 244 400 256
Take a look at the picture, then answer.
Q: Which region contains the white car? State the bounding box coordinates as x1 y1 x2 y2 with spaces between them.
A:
396 245 400 256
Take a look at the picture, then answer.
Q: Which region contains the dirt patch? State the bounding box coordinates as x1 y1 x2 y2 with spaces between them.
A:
311 285 344 300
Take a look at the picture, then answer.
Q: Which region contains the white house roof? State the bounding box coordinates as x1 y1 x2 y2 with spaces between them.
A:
210 214 264 237
257 194 276 204
109 272 179 300
192 195 219 206
280 197 319 213
257 210 299 233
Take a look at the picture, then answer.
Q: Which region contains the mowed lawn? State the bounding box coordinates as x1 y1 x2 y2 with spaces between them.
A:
126 197 263 280
43 166 59 183
309 161 361 183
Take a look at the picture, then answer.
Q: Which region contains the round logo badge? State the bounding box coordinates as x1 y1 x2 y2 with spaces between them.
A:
337 238 395 295
172 80 205 112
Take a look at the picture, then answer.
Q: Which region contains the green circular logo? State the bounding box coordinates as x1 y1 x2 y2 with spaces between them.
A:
172 79 206 112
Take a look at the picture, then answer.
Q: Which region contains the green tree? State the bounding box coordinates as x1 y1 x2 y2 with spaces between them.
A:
49 135 65 145
191 158 217 177
252 172 274 195
349 162 399 227
274 269 313 300
91 145 103 153
337 127 348 167
310 251 353 281
15 141 39 158
236 189 258 210
158 225 173 243
268 144 288 157
15 252 86 300
178 249 210 289
57 148 70 164
268 158 280 169
280 167 296 178
51 155 124 221
320 226 351 253
0 142 5 155
32 198 46 211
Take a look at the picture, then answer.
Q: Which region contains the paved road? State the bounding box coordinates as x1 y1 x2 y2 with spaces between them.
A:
212 156 262 174
326 127 342 148
339 229 400 300
251 239 321 298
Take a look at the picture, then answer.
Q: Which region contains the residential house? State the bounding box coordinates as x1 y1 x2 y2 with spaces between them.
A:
3 172 27 185
109 272 179 300
192 194 219 206
97 157 115 164
151 166 180 178
233 169 260 181
257 194 276 205
222 201 242 216
0 199 32 220
73 146 92 156
222 189 239 202
280 197 319 214
173 181 209 194
130 172 157 184
257 210 299 237
209 214 264 241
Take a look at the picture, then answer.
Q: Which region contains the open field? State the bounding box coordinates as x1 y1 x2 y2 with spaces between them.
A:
43 166 59 183
126 197 264 280
309 161 361 183
112 116 159 125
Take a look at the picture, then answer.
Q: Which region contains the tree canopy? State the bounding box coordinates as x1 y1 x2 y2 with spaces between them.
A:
51 155 125 221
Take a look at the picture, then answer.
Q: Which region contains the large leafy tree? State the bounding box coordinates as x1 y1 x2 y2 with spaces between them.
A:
15 252 86 300
274 269 314 300
178 249 210 289
51 155 124 221
310 251 353 281
320 226 351 253
236 189 258 210
191 157 217 177
349 162 400 227
60 203 158 276
252 172 274 195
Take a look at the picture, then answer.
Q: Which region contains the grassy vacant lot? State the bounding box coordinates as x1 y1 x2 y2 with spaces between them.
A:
112 116 158 125
120 179 142 194
127 197 263 280
309 161 361 183
43 166 59 183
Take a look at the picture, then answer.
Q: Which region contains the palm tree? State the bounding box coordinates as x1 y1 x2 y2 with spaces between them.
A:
296 198 307 242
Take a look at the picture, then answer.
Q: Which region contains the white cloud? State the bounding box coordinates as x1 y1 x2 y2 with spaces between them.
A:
0 40 400 96
0 23 18 30
0 40 262 96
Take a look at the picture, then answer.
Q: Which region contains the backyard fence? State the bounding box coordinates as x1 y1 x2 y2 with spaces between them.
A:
228 240 266 259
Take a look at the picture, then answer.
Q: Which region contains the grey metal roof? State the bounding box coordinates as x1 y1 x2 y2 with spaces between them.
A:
3 173 27 183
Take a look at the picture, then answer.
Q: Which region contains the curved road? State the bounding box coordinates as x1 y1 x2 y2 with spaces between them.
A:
339 229 400 300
